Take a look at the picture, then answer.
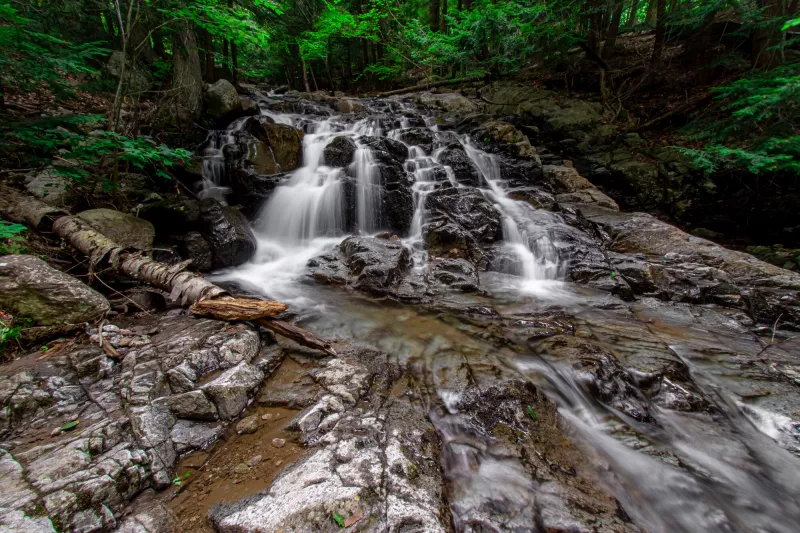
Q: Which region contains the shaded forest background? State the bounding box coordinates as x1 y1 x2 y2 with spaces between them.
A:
0 0 798 230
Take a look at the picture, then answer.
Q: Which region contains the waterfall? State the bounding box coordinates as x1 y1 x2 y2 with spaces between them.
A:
352 145 381 233
460 137 564 294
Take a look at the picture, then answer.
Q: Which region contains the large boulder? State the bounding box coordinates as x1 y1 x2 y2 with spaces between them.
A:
106 51 152 94
476 121 540 161
24 169 69 207
0 255 109 326
241 116 304 174
198 199 257 269
437 146 481 186
414 91 478 113
77 208 155 251
323 136 357 168
205 79 243 121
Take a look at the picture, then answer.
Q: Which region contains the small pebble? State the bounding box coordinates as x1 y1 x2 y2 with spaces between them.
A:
103 325 119 332
261 413 273 421
247 455 263 467
234 463 250 475
275 460 283 466
271 438 286 448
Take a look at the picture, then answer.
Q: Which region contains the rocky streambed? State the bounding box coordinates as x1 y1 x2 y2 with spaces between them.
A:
2 86 800 532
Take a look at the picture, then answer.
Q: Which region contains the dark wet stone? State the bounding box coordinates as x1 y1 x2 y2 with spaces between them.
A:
437 146 481 186
323 136 357 168
198 199 257 269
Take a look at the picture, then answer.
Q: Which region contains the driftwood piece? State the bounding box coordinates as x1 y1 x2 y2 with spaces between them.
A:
256 318 336 357
374 76 487 98
190 298 288 321
0 184 335 356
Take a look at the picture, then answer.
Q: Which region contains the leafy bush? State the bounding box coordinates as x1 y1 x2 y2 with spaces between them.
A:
0 220 28 255
679 63 800 175
3 117 193 186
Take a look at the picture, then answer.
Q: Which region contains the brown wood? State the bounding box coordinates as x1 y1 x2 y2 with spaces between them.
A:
374 75 486 97
256 319 337 356
190 298 288 321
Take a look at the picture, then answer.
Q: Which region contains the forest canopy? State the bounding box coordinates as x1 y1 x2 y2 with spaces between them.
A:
1 0 799 177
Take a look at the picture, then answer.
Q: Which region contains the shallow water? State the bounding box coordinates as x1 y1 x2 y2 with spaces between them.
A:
213 99 800 532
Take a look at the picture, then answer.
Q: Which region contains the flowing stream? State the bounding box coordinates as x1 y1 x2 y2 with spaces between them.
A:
210 96 800 532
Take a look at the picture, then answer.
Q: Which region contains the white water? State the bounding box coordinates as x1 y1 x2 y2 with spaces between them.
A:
459 137 566 297
217 101 568 303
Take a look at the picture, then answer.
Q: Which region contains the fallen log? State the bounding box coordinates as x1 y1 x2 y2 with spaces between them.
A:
0 184 336 356
374 75 487 98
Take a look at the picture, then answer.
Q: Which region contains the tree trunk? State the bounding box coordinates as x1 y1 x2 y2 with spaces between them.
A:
587 0 603 54
203 29 215 83
430 0 441 31
627 0 640 25
301 57 311 92
645 0 658 26
441 0 448 34
171 25 204 125
231 41 239 83
651 0 667 65
603 0 625 58
0 185 336 356
464 0 472 10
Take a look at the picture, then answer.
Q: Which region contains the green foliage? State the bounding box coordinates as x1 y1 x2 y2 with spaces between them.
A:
681 63 800 175
0 1 109 98
332 513 345 528
4 116 192 185
0 220 28 255
172 472 191 486
0 313 31 356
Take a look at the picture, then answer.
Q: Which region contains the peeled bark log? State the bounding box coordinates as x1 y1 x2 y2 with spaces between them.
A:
0 185 335 356
190 298 288 321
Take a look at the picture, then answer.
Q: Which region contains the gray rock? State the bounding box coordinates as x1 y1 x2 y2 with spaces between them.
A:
77 209 155 251
0 255 109 326
236 415 259 435
201 362 264 420
161 391 218 421
115 501 176 533
205 79 242 120
106 51 152 94
170 420 224 454
0 508 56 533
24 169 68 207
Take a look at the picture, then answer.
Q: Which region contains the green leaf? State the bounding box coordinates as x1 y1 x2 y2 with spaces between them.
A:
333 513 346 527
60 420 80 432
526 406 537 421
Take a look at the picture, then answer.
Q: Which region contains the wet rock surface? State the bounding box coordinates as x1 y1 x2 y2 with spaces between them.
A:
0 315 270 532
4 89 800 533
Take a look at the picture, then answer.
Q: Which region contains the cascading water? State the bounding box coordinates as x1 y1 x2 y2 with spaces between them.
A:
207 94 800 533
460 137 564 295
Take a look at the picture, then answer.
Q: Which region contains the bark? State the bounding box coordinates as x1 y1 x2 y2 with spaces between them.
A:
430 0 441 31
0 185 336 356
301 57 311 92
172 24 204 124
190 298 288 321
587 0 603 54
645 0 658 27
441 0 448 34
603 0 625 58
651 0 667 65
203 29 215 83
627 0 640 25
375 75 487 97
